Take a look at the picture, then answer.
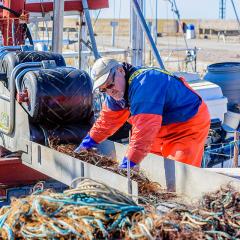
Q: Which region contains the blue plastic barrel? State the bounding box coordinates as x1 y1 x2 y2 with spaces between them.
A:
187 24 195 30
204 62 240 112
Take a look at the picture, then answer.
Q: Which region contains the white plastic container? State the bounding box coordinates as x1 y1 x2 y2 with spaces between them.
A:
224 111 240 130
205 98 228 123
189 79 228 123
186 24 196 39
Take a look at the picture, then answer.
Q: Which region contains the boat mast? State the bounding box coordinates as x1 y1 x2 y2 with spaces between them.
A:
52 0 64 53
130 0 144 66
131 0 165 69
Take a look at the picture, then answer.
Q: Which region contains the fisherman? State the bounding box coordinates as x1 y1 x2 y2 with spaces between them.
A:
75 57 210 168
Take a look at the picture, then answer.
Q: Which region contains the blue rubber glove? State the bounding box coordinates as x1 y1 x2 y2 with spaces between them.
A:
74 134 98 153
119 156 136 169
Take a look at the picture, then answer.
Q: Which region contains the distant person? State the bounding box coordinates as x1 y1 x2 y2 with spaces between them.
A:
75 58 210 168
182 22 187 33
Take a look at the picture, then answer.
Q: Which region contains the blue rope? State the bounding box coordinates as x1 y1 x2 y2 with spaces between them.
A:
3 223 14 240
0 190 144 239
0 208 11 228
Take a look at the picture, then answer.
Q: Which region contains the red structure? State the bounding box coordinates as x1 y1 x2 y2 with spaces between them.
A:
0 0 109 190
0 0 109 45
0 158 49 186
25 0 109 12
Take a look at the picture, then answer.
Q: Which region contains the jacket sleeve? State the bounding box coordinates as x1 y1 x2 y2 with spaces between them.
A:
126 113 162 164
89 103 130 143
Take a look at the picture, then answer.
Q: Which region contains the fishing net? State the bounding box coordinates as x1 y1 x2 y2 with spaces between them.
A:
0 181 239 239
154 185 240 239
0 179 154 240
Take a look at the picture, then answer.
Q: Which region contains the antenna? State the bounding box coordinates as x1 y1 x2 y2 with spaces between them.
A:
219 0 226 19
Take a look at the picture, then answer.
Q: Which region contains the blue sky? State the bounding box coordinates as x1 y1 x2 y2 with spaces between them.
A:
95 0 239 20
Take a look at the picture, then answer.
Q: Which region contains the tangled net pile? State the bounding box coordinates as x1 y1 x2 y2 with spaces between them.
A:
0 180 239 239
50 142 176 205
0 179 155 240
4 139 233 239
154 185 240 239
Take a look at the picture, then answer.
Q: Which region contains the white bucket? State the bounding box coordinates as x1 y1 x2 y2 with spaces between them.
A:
186 24 195 39
224 111 240 130
186 29 195 39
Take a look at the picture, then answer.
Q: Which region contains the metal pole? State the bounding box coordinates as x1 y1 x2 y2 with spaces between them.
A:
155 0 158 45
52 0 64 53
127 131 132 196
233 131 239 167
111 24 115 47
78 12 88 70
11 20 15 46
78 13 82 69
147 21 153 65
131 0 165 69
111 21 118 47
219 0 226 19
82 0 100 60
130 0 143 66
142 0 146 64
194 46 197 72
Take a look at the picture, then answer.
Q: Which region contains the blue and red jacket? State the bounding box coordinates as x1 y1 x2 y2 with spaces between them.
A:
89 63 202 164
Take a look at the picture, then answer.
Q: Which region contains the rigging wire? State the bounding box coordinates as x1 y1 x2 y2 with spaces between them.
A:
93 10 102 28
230 0 240 34
166 0 195 72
